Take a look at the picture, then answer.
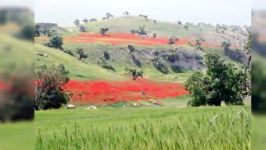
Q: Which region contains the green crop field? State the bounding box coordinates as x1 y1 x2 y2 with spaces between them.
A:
35 104 251 150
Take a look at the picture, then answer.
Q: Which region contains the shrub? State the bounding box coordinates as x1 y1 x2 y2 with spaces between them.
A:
137 26 147 35
76 48 88 60
100 28 109 36
97 58 115 71
63 49 74 56
35 64 70 110
80 26 87 32
103 51 110 60
45 35 63 49
185 54 250 106
74 19 80 26
128 68 143 80
17 25 34 41
128 45 136 53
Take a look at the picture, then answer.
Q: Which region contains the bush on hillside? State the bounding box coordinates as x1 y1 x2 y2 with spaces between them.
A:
127 68 143 80
100 28 109 36
45 35 63 49
16 25 34 41
185 54 250 106
80 26 87 32
35 64 70 110
103 51 110 60
97 57 115 71
76 48 88 60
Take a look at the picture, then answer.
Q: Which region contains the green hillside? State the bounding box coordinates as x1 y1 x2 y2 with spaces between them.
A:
76 16 203 37
33 16 249 82
34 44 125 80
0 35 124 80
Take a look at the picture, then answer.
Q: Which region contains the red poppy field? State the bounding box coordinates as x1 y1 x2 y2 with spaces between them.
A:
63 32 221 48
64 33 182 45
63 78 188 104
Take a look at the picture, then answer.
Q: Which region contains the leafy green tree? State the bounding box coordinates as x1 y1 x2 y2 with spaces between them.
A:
128 68 143 80
185 54 250 106
45 35 63 49
83 18 88 24
35 64 69 110
100 28 109 36
74 19 80 26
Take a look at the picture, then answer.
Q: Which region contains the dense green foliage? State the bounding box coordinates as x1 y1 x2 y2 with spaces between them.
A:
35 64 69 110
185 54 250 106
45 36 63 49
18 25 34 41
127 68 143 80
35 106 250 150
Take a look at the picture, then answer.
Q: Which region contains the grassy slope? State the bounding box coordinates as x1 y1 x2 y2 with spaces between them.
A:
0 35 33 71
67 16 208 37
63 43 193 82
0 34 124 80
35 105 250 150
35 44 125 80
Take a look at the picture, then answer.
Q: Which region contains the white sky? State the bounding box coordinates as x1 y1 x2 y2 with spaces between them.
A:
253 0 266 10
1 0 256 26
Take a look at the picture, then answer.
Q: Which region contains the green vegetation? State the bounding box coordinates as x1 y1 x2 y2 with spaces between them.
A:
0 122 34 150
71 16 203 37
44 35 63 49
185 54 250 106
35 64 70 110
35 106 250 150
35 44 124 80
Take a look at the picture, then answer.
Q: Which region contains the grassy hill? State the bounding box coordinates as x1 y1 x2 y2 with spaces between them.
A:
74 16 203 37
0 34 124 80
33 16 249 82
66 16 247 47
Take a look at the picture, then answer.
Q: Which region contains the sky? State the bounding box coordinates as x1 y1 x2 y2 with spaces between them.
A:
0 0 257 26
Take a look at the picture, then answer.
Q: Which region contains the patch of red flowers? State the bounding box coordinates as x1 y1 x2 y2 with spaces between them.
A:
64 33 190 46
63 78 188 104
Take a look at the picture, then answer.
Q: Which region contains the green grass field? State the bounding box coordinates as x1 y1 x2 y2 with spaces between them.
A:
66 16 209 37
35 104 250 150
